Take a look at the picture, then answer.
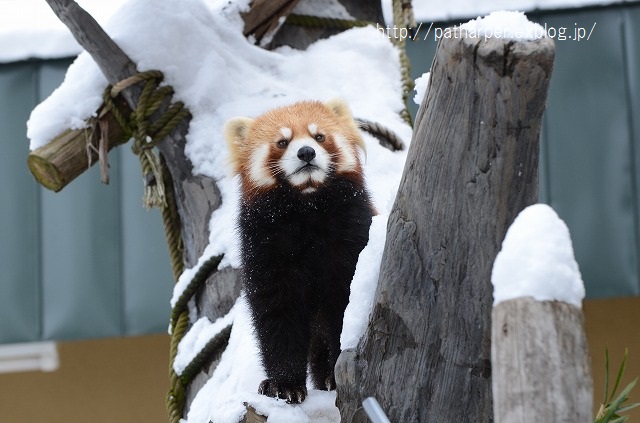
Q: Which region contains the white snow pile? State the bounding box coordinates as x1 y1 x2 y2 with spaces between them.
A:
412 72 430 106
26 0 411 421
491 204 585 308
459 10 547 40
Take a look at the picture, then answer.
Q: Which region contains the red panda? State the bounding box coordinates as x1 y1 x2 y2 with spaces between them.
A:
224 99 374 404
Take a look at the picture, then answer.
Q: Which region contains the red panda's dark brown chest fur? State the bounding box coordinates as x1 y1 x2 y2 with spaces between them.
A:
224 99 374 403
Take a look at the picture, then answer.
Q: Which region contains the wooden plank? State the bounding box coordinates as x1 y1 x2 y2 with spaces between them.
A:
336 32 555 422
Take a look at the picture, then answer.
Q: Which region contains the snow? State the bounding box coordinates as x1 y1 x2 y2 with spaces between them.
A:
341 215 387 350
185 296 342 423
459 11 546 40
25 0 410 421
413 72 430 106
491 204 585 308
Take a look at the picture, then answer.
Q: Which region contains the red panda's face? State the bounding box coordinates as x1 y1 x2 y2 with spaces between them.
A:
224 99 366 196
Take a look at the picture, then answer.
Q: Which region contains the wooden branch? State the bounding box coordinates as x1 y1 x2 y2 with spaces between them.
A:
492 298 593 421
242 0 300 43
336 33 555 422
44 0 137 97
28 102 130 191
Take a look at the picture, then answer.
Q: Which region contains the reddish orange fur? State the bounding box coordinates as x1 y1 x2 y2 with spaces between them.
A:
224 99 366 196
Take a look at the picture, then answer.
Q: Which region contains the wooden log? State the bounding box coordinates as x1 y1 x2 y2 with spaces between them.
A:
492 298 593 422
27 107 129 192
335 32 555 422
242 0 300 43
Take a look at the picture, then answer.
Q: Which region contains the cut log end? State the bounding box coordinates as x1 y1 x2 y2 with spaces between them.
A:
27 153 67 192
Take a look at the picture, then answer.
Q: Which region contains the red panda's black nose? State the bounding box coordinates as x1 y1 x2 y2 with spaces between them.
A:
297 146 316 163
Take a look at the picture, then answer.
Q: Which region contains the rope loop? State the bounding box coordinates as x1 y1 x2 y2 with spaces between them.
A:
103 70 190 209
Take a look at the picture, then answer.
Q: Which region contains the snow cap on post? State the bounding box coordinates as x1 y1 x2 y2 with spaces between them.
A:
491 203 585 308
459 10 546 41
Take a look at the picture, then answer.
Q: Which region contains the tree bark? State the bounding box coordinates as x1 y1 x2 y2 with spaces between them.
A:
336 33 555 422
492 298 593 422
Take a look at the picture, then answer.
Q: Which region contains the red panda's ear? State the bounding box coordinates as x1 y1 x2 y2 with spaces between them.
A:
324 98 353 120
224 117 254 149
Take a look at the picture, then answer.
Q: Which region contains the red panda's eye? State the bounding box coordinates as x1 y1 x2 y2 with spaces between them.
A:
277 139 288 148
315 134 325 142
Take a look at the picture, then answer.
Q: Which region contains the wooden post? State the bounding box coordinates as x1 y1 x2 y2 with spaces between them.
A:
492 298 593 421
335 32 555 422
27 107 129 192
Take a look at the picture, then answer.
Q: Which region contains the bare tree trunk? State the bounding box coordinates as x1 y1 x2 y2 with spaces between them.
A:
336 33 555 422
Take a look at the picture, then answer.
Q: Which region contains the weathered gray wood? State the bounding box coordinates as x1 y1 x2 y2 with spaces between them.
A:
242 0 300 44
492 298 593 422
269 0 383 50
336 32 555 422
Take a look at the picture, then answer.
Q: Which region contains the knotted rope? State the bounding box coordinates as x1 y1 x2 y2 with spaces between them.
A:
103 70 190 210
101 70 198 423
391 0 416 126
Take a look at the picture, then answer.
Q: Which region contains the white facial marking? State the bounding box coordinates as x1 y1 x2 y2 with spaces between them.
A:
279 137 330 187
334 134 359 172
249 144 276 187
308 123 317 135
279 127 292 140
301 187 317 194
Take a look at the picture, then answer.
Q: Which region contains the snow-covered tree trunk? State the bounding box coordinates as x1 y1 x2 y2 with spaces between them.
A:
335 32 556 422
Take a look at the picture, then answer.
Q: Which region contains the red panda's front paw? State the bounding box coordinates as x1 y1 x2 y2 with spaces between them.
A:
258 378 307 404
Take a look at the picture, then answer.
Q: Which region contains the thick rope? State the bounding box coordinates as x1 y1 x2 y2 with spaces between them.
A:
285 14 370 29
392 0 416 126
168 255 224 423
355 118 405 151
102 70 197 422
180 324 233 385
170 255 223 326
104 70 190 210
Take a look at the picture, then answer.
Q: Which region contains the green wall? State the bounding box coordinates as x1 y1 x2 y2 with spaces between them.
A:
0 59 173 343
